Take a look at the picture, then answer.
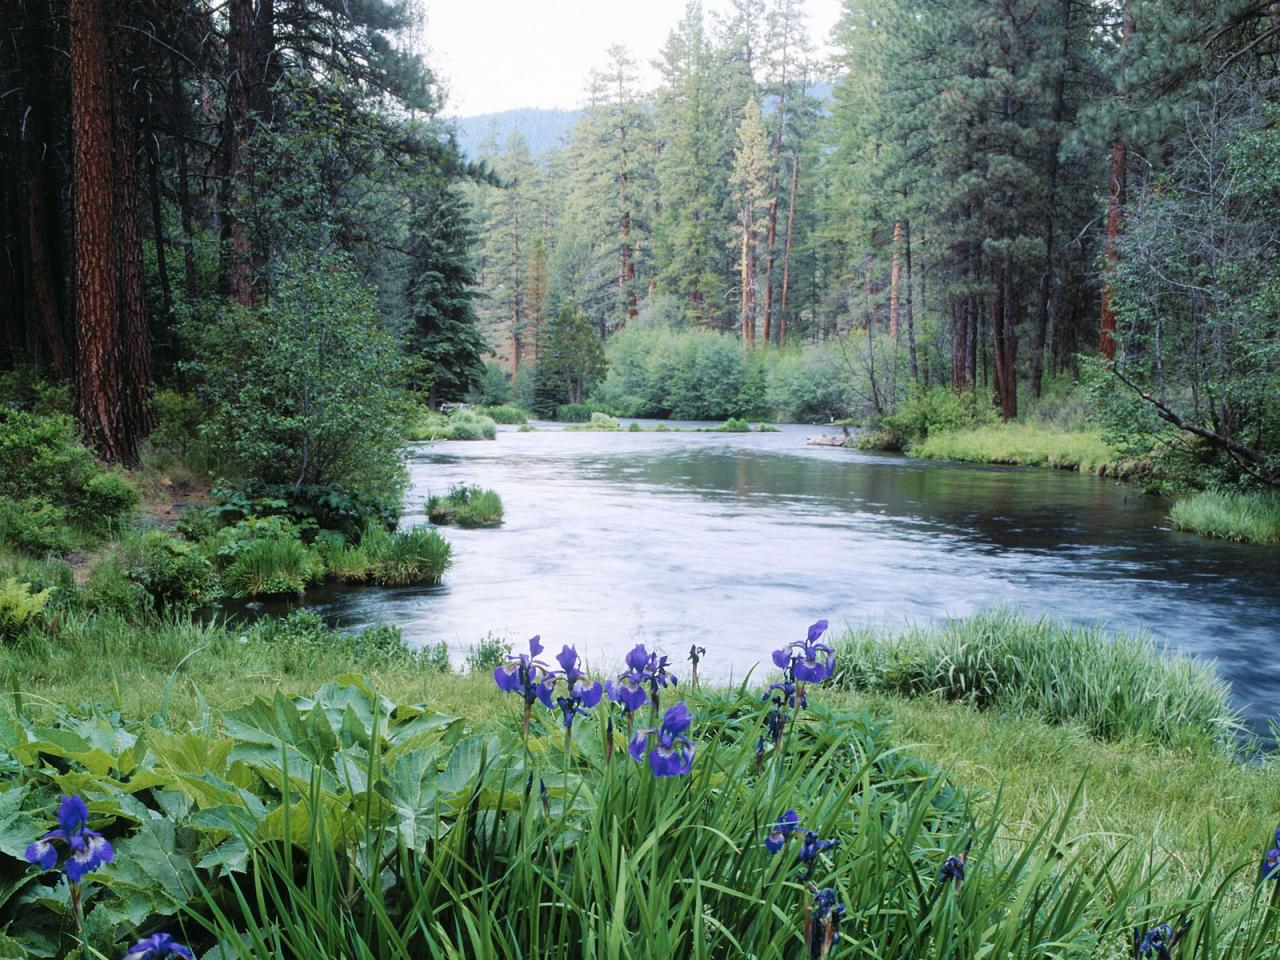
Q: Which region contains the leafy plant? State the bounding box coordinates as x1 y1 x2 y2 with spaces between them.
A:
221 537 323 597
372 527 452 585
426 485 504 527
123 530 221 610
466 633 511 673
474 404 529 424
0 577 51 640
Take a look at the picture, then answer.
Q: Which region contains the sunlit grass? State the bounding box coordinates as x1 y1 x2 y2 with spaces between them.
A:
909 423 1137 475
1169 489 1280 544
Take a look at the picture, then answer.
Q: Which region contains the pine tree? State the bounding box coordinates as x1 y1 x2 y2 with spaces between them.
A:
406 184 487 406
731 98 769 346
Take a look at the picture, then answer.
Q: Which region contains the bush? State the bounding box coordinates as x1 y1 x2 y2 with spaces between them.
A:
765 343 851 422
465 633 511 672
564 411 620 431
372 526 452 586
719 417 751 432
555 402 594 422
447 409 497 440
204 514 315 566
466 360 513 405
475 404 529 424
860 384 993 450
0 577 51 641
0 497 72 555
222 537 323 598
70 471 138 534
426 485 504 527
81 560 151 620
123 530 221 610
146 389 216 470
183 252 408 512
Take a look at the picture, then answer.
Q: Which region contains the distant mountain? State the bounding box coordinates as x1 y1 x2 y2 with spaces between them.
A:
451 84 832 163
450 108 581 161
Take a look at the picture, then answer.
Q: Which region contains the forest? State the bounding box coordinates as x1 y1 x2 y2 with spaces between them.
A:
2 0 1280 957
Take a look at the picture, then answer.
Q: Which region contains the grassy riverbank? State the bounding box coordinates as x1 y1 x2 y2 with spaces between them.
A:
907 423 1140 477
1169 489 1280 544
7 609 1280 956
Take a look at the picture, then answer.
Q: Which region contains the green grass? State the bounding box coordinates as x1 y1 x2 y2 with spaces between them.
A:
1169 489 1280 544
405 407 498 441
564 411 621 431
833 609 1240 751
474 403 530 424
427 484 505 527
908 423 1137 475
220 536 324 597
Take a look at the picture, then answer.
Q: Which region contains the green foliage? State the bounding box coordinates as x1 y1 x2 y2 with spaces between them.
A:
426 485 504 527
554 402 594 422
564 411 621 431
0 577 50 640
1169 490 1280 544
406 183 488 404
909 424 1133 475
221 537 324 598
465 633 511 673
184 252 408 510
371 526 453 586
0 498 72 555
719 417 751 432
474 404 529 424
446 409 497 441
860 385 993 451
145 389 217 472
122 530 221 610
834 610 1239 751
81 560 151 620
532 307 608 416
466 361 513 406
0 409 137 547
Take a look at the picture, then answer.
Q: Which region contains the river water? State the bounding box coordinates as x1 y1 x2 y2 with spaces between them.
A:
291 422 1280 725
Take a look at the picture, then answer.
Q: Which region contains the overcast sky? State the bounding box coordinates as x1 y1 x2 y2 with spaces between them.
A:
421 0 843 117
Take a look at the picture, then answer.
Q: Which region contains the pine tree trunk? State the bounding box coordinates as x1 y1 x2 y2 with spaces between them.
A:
71 0 132 461
221 0 260 305
889 220 903 338
903 218 918 382
779 151 799 348
1100 6 1133 360
171 54 199 304
115 47 154 438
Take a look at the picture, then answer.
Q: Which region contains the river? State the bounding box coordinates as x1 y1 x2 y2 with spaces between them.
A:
288 421 1280 725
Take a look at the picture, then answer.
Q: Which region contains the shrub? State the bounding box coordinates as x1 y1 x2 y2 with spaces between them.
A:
426 485 504 527
555 402 594 422
322 542 377 582
0 577 51 641
0 497 72 555
465 632 511 673
122 530 221 610
719 417 751 432
183 252 408 511
861 384 993 450
446 409 497 440
222 537 323 598
421 639 452 672
474 404 529 424
565 412 620 431
466 360 513 406
204 513 315 567
70 471 139 534
372 527 452 586
82 560 151 620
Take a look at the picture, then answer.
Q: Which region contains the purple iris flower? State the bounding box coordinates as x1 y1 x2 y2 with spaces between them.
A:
23 794 114 883
807 887 846 959
1135 924 1175 960
629 701 696 777
1261 826 1280 881
766 677 806 710
548 645 604 709
773 620 835 684
605 673 648 714
797 829 839 881
494 635 553 708
765 810 802 853
123 933 195 960
940 855 966 883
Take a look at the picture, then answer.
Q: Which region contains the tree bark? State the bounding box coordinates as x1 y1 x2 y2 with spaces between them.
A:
779 151 799 348
903 217 918 382
889 219 903 338
1100 6 1133 360
71 0 132 461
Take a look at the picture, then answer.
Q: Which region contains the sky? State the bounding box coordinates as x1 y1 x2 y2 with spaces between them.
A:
420 0 843 117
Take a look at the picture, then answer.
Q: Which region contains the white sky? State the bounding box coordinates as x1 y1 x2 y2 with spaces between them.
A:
420 0 844 116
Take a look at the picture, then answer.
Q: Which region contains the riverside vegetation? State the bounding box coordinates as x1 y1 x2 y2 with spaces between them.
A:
6 615 1280 958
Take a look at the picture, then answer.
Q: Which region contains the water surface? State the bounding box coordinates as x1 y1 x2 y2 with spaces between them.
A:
292 422 1280 725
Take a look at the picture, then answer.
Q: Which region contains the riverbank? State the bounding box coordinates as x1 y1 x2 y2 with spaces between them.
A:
904 423 1145 478
1169 489 1280 544
8 609 1278 910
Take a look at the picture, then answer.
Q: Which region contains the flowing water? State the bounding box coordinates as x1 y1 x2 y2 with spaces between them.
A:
282 422 1280 725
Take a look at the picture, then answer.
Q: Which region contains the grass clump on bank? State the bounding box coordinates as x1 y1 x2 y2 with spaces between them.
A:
474 403 529 424
833 609 1239 750
1169 489 1280 544
909 423 1134 475
426 484 504 527
405 407 497 441
564 411 621 431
